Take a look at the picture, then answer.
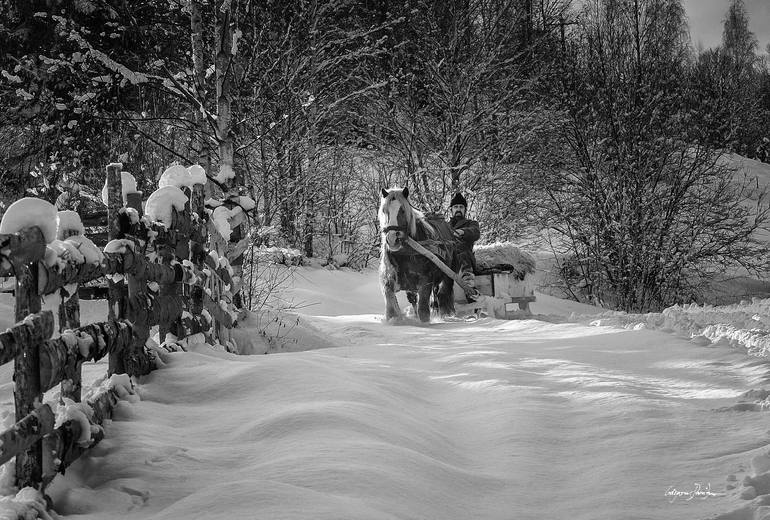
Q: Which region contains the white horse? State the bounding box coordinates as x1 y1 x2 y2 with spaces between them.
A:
378 187 457 322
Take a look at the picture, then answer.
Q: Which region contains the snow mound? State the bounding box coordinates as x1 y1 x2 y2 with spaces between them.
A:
0 197 58 243
56 210 84 239
144 186 188 226
159 164 207 189
475 242 536 277
570 298 770 358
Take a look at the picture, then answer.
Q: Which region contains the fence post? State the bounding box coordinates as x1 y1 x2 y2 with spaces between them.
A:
58 227 82 335
124 192 153 376
58 289 80 332
189 185 207 339
12 254 44 488
106 163 125 376
155 208 185 345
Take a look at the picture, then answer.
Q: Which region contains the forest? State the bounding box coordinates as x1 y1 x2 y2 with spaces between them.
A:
1 0 770 313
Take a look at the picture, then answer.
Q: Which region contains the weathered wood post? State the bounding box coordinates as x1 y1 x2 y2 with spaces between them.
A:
189 184 207 340
58 288 80 332
124 192 153 376
156 208 185 344
58 228 82 334
11 234 45 488
106 163 126 375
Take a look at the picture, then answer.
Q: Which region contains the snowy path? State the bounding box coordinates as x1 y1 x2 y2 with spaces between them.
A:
300 315 770 519
1 269 768 519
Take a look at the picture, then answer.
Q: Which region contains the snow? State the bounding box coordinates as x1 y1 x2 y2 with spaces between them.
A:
100 171 138 206
214 163 236 183
119 207 140 225
66 235 103 265
53 398 94 446
236 195 256 211
48 239 85 265
187 165 207 185
0 198 58 243
104 239 133 255
56 211 84 240
0 488 52 520
105 374 135 400
0 268 768 518
158 164 207 190
211 206 236 240
144 186 188 227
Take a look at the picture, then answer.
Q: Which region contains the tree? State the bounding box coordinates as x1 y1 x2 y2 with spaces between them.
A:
358 0 565 211
234 0 389 256
540 0 769 312
689 0 767 159
722 0 758 71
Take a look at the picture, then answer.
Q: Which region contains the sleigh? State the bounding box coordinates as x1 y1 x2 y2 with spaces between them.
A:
403 229 536 320
453 269 536 319
452 243 537 319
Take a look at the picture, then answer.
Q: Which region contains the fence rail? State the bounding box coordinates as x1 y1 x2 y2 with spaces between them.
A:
0 162 245 496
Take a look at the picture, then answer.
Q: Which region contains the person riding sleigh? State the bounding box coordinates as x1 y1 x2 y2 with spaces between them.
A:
448 193 480 302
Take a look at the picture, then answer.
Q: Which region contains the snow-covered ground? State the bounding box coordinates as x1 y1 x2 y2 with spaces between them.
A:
0 267 770 519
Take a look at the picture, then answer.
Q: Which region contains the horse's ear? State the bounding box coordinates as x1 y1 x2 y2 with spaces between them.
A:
403 186 409 199
381 188 389 198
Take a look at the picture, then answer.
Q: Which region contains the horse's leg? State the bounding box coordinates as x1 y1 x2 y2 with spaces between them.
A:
407 291 418 316
430 285 439 315
437 275 456 318
380 253 402 320
384 287 402 319
417 282 432 322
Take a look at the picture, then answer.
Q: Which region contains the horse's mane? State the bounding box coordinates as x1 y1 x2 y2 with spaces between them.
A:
380 188 435 239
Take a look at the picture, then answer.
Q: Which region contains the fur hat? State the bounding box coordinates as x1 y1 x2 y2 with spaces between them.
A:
449 193 467 208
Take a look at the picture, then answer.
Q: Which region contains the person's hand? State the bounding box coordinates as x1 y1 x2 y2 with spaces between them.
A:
453 229 465 238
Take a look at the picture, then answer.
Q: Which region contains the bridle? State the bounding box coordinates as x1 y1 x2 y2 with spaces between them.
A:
382 224 406 234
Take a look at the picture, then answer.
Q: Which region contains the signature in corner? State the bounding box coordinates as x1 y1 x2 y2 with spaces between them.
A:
665 483 726 503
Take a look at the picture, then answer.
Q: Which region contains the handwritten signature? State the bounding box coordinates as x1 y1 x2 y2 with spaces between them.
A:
665 483 725 503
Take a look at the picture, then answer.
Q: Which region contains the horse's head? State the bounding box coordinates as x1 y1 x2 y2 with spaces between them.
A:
379 187 415 252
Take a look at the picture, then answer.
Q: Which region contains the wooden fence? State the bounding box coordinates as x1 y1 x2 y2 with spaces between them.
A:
0 163 241 494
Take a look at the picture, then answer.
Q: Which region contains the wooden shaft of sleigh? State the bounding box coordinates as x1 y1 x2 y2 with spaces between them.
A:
404 237 479 296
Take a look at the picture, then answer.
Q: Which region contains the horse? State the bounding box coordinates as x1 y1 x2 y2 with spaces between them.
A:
378 187 457 322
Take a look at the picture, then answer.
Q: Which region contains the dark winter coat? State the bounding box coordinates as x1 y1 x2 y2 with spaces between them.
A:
449 216 480 271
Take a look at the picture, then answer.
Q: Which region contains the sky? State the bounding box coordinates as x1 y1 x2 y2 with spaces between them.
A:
684 0 770 53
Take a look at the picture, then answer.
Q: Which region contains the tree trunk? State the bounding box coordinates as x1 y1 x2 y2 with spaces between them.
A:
190 0 209 166
216 0 237 185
